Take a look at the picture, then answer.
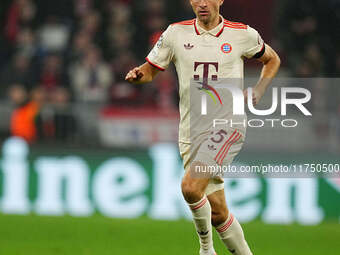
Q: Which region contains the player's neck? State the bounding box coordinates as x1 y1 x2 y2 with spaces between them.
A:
197 15 222 31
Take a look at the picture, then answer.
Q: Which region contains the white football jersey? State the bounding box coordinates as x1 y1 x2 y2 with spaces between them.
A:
146 16 264 143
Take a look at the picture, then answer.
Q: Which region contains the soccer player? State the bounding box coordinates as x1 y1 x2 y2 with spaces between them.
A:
126 0 280 254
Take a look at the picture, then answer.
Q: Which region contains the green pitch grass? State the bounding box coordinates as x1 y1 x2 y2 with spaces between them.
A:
0 214 339 255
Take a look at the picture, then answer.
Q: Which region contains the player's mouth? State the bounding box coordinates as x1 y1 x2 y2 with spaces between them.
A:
199 10 209 16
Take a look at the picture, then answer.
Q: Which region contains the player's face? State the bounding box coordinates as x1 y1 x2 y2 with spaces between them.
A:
190 0 224 24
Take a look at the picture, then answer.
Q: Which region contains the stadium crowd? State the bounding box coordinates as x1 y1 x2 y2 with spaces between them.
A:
0 0 339 144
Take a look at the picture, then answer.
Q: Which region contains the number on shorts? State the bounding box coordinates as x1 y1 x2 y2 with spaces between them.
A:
210 129 227 143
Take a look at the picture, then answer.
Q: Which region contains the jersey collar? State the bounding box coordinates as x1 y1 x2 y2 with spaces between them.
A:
194 15 225 37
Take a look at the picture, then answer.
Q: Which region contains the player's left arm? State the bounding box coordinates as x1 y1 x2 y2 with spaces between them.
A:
245 44 281 105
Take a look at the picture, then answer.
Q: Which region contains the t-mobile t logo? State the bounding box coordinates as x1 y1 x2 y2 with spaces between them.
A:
194 62 223 111
194 62 219 85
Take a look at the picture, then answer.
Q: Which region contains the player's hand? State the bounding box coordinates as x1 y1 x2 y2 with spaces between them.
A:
243 88 264 106
125 67 144 82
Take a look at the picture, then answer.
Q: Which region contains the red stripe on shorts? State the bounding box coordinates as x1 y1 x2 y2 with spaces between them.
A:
215 131 239 164
214 130 237 163
217 133 241 165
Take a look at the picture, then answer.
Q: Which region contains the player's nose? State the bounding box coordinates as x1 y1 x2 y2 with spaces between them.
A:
197 0 208 7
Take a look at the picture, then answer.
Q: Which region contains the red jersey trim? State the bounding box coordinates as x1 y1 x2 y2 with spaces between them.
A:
258 43 265 53
216 21 247 36
224 20 247 30
195 19 246 37
215 25 225 37
194 19 224 36
224 20 247 26
193 20 200 35
223 24 248 30
145 57 165 71
174 18 247 36
171 19 195 26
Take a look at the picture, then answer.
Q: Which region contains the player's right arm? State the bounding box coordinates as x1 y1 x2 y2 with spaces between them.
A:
126 25 174 84
125 62 160 84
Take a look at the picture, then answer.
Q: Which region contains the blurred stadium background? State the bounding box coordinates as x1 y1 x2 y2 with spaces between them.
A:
0 0 339 254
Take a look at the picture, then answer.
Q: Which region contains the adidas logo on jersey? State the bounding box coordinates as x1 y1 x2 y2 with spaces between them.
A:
184 43 194 50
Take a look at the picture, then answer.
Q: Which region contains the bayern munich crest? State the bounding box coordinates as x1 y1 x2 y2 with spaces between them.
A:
221 43 232 53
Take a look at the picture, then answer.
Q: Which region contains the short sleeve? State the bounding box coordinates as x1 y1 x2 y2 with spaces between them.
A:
242 26 265 59
146 26 174 71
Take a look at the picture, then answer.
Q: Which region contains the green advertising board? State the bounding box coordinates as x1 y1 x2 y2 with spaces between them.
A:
0 137 339 225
